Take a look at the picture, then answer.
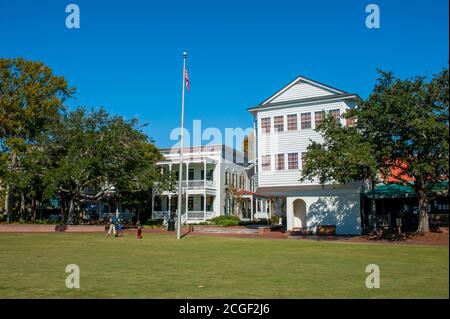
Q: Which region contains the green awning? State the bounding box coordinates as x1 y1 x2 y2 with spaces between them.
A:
366 181 448 199
366 183 416 199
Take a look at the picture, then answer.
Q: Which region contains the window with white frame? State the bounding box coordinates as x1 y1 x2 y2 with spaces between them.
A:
287 114 298 131
225 170 230 185
239 175 245 189
288 153 299 170
330 109 340 120
301 113 312 129
261 155 271 171
232 173 237 187
261 117 271 133
275 154 285 171
315 111 325 127
274 116 284 132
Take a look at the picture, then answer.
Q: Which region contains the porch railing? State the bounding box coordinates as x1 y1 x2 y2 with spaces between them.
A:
152 211 170 220
186 211 215 221
254 212 270 219
153 210 214 223
182 180 215 189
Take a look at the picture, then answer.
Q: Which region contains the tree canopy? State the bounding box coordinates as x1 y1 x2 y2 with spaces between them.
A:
1 58 169 223
301 68 449 233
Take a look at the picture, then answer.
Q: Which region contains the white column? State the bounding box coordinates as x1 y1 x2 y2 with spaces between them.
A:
203 193 207 221
186 162 190 187
168 195 172 219
204 160 207 185
250 197 254 221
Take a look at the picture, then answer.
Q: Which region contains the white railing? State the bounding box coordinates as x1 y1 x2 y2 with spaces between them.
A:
153 210 214 224
254 212 270 219
182 180 216 189
186 211 215 221
153 211 170 220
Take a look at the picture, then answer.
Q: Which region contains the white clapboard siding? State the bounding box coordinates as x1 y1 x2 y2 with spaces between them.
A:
270 81 335 103
256 100 351 187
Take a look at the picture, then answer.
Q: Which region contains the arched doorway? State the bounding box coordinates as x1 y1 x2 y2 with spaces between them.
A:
293 199 307 228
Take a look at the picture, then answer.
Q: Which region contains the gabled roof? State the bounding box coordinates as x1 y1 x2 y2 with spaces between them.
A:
248 74 360 112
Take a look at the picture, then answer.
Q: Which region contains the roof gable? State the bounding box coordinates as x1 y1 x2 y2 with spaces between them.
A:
261 75 347 105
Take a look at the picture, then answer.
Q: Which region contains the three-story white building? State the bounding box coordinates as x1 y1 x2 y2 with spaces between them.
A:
248 75 362 235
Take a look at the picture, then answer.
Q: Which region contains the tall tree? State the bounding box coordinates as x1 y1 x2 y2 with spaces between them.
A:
359 68 449 233
0 58 74 222
41 107 166 223
301 68 449 233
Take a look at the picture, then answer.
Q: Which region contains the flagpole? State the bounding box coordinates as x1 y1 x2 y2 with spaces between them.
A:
176 52 187 240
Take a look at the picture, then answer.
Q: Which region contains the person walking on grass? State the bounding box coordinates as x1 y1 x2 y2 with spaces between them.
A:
117 220 124 238
107 216 117 237
105 220 110 236
137 221 143 239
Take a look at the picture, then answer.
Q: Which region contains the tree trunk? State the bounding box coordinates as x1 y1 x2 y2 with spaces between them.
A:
19 192 26 222
67 199 76 225
31 199 37 221
371 178 377 231
5 185 14 223
416 180 430 233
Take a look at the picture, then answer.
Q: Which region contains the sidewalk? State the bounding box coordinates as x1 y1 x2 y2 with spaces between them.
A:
0 224 105 233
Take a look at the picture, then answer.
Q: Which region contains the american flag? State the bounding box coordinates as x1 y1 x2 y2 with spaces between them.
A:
185 67 190 91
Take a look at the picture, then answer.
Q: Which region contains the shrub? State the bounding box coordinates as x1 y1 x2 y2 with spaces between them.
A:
271 216 280 225
211 215 240 227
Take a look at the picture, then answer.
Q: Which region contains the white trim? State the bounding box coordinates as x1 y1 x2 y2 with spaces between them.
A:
261 76 346 105
249 94 358 113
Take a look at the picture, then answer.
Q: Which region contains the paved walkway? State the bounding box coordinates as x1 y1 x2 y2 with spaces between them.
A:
0 224 105 232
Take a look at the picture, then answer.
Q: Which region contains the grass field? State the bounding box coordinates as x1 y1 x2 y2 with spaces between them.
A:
0 232 448 298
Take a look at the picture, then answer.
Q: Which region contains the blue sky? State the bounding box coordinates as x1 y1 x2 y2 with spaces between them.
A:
1 0 448 149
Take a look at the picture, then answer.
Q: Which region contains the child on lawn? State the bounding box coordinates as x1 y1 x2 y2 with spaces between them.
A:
117 222 123 238
137 221 143 239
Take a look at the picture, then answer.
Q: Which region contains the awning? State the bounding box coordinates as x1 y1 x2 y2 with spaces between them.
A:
365 181 448 199
366 183 416 199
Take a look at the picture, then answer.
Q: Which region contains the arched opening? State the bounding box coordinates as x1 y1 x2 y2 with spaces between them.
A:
293 199 307 228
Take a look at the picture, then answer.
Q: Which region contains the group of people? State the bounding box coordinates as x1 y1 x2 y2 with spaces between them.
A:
105 215 143 239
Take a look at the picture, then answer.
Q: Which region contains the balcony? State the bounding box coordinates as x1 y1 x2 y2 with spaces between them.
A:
182 180 216 189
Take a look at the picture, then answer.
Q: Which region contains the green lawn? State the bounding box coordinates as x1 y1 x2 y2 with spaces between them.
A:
0 233 448 298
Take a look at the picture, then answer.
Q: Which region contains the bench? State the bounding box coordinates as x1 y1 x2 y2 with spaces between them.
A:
316 225 336 236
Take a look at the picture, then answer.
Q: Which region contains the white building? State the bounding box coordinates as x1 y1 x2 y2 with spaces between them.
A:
152 145 275 224
248 75 363 235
